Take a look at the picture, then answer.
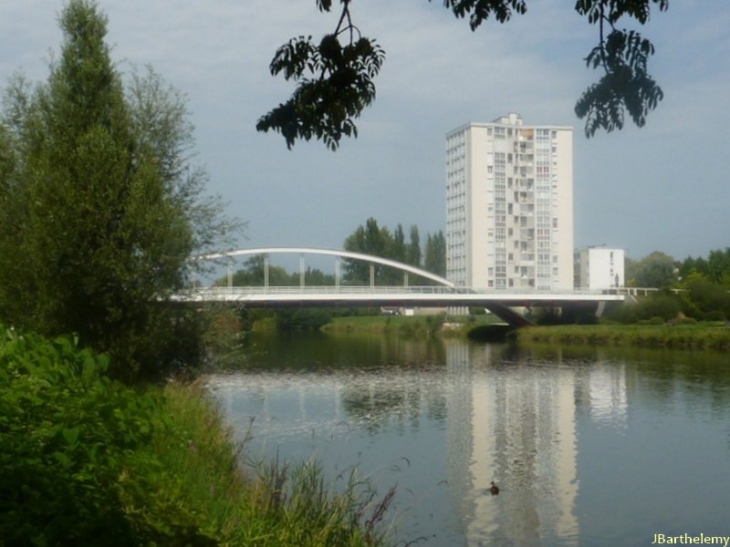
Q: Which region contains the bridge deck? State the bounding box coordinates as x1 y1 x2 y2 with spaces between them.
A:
173 286 624 308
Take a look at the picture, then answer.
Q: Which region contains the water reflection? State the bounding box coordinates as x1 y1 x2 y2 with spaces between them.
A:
443 340 583 546
208 334 730 547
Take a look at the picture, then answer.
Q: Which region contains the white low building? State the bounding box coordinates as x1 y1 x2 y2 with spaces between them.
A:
574 246 624 289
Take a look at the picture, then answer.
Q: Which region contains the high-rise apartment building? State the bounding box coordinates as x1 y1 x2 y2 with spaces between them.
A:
445 113 574 290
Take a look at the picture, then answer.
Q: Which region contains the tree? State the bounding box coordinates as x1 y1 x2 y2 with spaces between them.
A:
707 248 730 286
406 225 422 268
342 217 398 284
630 251 677 289
392 224 407 264
680 277 730 321
340 218 449 285
299 267 336 286
424 230 446 277
224 255 293 287
0 1 235 380
678 255 709 282
257 0 668 149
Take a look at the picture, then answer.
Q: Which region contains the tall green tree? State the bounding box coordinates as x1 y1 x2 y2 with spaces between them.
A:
678 255 710 282
424 230 446 277
406 225 422 268
707 248 730 286
0 1 234 380
392 223 406 264
257 0 667 149
679 248 730 286
342 217 399 284
629 251 677 289
340 218 451 286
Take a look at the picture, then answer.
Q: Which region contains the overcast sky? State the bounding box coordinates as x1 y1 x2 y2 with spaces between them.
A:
2 1 729 267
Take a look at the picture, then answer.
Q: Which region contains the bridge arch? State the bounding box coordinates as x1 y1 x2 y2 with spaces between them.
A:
197 247 454 288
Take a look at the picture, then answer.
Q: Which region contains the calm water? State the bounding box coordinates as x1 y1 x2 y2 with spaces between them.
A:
207 332 730 547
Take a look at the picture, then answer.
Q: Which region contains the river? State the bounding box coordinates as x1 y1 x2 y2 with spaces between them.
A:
206 332 730 547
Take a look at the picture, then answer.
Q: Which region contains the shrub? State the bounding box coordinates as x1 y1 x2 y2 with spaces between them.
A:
0 327 395 546
0 328 157 545
608 293 682 324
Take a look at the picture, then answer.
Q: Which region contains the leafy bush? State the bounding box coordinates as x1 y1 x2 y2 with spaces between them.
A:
680 278 730 321
0 327 395 546
0 327 225 545
0 328 158 545
607 293 682 324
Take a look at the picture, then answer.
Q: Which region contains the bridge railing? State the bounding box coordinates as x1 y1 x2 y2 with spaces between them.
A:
178 285 619 297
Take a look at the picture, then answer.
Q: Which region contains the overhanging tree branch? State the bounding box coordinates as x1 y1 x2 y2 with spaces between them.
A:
258 0 669 149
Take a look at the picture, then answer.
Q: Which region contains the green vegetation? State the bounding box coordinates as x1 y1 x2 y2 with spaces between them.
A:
342 218 445 284
322 314 444 336
0 0 237 382
217 217 446 293
220 255 337 288
0 326 394 546
592 247 730 327
0 3 395 545
258 0 667 149
518 323 730 351
321 313 501 337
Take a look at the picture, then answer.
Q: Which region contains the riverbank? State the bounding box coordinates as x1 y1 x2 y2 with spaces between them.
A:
0 328 394 546
320 314 502 337
319 315 730 351
517 322 730 350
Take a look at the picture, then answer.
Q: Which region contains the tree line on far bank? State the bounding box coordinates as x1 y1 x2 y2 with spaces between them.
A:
612 249 730 324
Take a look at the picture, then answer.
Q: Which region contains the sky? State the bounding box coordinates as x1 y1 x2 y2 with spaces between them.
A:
1 0 729 270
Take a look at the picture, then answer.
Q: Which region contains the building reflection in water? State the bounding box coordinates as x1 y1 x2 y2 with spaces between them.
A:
209 337 630 546
443 340 626 546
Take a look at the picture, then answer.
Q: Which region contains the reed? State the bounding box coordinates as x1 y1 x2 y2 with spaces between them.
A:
143 381 396 546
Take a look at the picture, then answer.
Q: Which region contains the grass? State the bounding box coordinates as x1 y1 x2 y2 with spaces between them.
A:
0 327 395 546
321 313 501 337
133 380 397 546
517 322 730 350
321 315 444 336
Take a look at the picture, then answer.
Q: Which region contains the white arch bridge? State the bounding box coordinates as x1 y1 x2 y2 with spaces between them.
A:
175 247 625 327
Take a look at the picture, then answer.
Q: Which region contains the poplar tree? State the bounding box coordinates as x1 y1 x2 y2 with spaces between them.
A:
0 1 233 380
424 231 446 277
406 226 422 268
